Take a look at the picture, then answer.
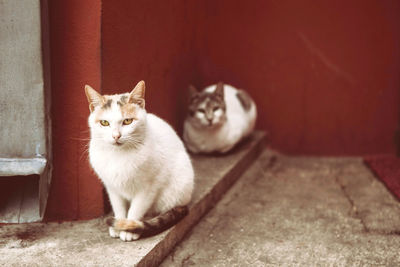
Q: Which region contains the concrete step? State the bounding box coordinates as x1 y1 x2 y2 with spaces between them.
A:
0 131 267 267
161 150 400 266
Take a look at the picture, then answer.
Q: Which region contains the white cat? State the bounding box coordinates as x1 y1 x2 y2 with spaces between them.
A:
85 81 194 241
183 82 257 153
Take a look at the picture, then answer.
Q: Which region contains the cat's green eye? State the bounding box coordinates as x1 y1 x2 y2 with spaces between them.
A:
100 120 110 126
123 118 133 125
197 109 205 113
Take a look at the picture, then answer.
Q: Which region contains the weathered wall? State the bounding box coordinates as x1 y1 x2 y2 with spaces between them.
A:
45 0 203 220
198 0 400 155
102 0 203 132
0 0 47 158
102 0 400 155
0 0 52 223
45 0 103 220
45 0 400 220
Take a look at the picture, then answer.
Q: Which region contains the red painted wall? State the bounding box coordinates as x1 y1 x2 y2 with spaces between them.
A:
198 0 400 155
46 0 104 220
46 0 400 220
102 0 400 156
102 0 203 131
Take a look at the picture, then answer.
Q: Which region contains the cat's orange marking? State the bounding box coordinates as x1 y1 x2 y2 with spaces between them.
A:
92 108 106 123
120 103 139 120
114 219 143 231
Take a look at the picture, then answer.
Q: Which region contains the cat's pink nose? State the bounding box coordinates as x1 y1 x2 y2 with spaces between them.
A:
112 132 121 140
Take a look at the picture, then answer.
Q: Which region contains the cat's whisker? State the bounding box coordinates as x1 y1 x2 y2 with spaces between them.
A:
79 147 90 161
69 137 92 141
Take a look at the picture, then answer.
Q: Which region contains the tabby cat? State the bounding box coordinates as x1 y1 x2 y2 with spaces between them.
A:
183 82 257 153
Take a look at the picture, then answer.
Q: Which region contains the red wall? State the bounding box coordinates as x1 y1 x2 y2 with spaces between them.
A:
197 0 400 155
47 0 400 220
46 0 104 220
103 0 400 155
102 0 203 131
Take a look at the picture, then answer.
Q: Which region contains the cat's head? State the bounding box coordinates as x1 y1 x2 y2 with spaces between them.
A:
85 81 146 148
187 82 227 129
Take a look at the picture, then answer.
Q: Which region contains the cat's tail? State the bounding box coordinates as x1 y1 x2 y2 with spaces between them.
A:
106 206 189 238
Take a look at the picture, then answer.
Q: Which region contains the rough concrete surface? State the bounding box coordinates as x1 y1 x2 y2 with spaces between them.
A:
0 132 265 267
162 150 400 266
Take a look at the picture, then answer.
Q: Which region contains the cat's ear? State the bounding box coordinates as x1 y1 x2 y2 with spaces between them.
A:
85 85 104 112
129 80 145 108
189 85 199 101
214 82 224 99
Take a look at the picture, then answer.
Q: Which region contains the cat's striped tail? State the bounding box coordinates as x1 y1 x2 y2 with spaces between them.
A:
106 206 189 238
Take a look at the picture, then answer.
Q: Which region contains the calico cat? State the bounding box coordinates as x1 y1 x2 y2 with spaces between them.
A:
183 82 257 153
85 81 194 241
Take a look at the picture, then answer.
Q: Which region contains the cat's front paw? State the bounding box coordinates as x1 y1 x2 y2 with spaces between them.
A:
119 231 140 242
109 226 120 238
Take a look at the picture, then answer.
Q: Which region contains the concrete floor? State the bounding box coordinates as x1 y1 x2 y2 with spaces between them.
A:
0 132 265 267
162 149 400 266
1 148 400 266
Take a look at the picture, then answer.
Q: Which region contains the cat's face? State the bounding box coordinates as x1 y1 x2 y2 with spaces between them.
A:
85 81 146 148
187 83 227 129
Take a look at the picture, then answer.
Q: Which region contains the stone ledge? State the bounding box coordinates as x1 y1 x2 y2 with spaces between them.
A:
137 131 267 267
0 131 267 267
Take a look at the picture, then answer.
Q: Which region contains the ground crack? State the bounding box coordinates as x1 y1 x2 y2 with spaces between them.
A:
370 229 400 236
180 252 195 267
334 175 370 233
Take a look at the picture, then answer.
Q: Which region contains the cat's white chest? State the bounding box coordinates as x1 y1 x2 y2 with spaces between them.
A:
89 144 146 190
184 123 230 153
